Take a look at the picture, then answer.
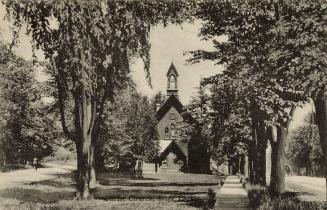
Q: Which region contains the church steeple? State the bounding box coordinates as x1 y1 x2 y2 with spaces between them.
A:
166 62 179 98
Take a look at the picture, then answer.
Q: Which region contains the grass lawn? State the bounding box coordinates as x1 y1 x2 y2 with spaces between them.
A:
0 164 28 173
0 198 197 210
0 165 224 210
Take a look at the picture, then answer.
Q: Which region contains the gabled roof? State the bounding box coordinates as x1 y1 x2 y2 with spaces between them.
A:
159 140 172 153
175 141 188 157
156 94 183 121
160 140 188 160
166 62 179 77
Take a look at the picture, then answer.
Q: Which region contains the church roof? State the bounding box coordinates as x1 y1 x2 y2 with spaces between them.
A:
159 140 188 159
166 62 179 77
156 94 183 121
175 141 188 157
159 140 172 153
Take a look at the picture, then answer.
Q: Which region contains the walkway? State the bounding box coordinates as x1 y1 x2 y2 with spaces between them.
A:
215 176 250 210
0 162 76 189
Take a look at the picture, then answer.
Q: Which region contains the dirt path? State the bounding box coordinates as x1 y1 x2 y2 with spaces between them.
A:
0 162 76 189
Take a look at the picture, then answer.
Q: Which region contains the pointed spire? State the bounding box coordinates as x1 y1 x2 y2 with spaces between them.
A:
166 62 179 98
166 62 179 77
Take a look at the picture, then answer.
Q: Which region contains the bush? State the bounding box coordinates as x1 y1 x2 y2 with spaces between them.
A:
257 198 326 210
245 184 269 208
43 147 76 162
245 183 326 210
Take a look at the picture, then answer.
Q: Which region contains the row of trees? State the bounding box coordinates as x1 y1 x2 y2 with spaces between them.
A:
186 0 327 196
4 0 327 199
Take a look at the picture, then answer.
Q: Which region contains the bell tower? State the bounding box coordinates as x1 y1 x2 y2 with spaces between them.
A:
166 62 179 98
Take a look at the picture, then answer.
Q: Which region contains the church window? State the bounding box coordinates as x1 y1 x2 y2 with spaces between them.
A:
170 123 175 136
169 75 176 89
164 127 169 136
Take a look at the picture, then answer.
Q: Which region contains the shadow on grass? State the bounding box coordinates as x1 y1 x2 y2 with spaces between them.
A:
93 187 211 209
94 188 208 199
99 180 221 187
0 187 75 203
0 164 28 172
0 169 221 210
29 173 75 189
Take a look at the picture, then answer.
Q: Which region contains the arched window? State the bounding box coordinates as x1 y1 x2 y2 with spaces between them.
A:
164 127 169 136
170 123 176 136
169 75 176 89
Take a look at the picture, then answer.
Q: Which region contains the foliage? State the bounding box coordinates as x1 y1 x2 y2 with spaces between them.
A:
0 199 199 210
4 0 197 197
3 0 197 147
181 85 212 172
4 0 197 143
98 84 159 170
286 112 323 173
245 181 326 210
182 86 211 146
151 91 166 110
245 184 269 208
189 0 327 191
43 146 76 162
0 41 59 163
192 0 308 126
207 75 251 164
257 199 325 210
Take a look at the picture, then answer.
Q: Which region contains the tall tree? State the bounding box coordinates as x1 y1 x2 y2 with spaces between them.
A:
5 0 195 199
0 41 56 165
182 85 212 173
192 0 308 193
99 85 159 172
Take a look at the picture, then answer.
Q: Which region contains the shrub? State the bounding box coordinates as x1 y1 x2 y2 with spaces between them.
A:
245 184 269 208
257 198 326 210
43 147 76 162
245 183 326 210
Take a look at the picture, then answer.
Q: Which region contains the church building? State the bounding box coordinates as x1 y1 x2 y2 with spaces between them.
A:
155 63 210 174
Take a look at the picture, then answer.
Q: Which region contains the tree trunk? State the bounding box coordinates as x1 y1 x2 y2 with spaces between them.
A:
314 91 327 200
270 125 287 195
74 86 97 200
257 120 267 186
250 101 267 185
248 149 255 181
76 142 96 199
53 51 98 200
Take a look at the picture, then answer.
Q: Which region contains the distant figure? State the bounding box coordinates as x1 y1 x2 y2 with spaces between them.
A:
32 157 38 170
135 160 143 178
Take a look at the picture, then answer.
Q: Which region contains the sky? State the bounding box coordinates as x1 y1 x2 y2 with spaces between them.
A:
0 4 310 131
130 22 223 104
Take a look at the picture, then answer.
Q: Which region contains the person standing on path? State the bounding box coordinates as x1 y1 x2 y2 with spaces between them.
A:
32 157 38 170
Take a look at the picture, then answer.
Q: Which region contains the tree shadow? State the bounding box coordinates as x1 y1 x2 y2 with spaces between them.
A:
94 187 208 199
28 173 76 189
98 180 221 187
0 187 75 203
0 168 221 210
93 187 211 209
